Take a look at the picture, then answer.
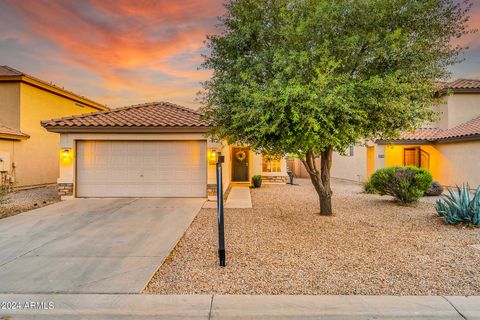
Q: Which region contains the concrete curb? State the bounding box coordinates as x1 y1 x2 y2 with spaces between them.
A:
0 294 478 319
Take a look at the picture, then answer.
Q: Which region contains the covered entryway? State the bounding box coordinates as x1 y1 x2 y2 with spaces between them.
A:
76 140 207 198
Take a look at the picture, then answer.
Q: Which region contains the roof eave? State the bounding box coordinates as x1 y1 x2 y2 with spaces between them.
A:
0 75 109 111
376 134 480 145
43 126 211 134
436 134 480 144
375 139 433 145
438 88 480 95
0 133 30 140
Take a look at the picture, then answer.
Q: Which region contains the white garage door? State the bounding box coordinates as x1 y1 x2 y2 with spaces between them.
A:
76 140 207 197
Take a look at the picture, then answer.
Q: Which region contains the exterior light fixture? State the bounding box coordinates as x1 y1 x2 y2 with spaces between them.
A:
208 148 219 165
61 148 72 160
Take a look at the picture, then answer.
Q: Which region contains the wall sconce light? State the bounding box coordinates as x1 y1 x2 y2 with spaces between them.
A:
61 148 72 161
208 148 219 165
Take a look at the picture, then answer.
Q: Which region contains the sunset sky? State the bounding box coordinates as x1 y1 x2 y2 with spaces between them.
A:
1 0 479 109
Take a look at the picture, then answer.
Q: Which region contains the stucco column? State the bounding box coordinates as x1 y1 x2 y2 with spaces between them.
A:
374 145 386 171
58 133 75 199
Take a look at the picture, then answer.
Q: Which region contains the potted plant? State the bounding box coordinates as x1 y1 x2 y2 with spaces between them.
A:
252 175 262 188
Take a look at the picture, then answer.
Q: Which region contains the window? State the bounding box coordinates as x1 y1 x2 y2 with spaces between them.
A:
262 155 281 172
348 145 354 156
343 145 354 156
403 147 430 169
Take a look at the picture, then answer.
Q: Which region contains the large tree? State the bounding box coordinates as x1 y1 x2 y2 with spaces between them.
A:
201 0 473 215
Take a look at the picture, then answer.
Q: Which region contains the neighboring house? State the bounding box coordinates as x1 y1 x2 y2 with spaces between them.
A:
291 79 480 188
0 66 109 188
41 102 288 199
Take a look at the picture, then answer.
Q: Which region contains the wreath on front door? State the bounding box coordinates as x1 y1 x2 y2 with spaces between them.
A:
235 150 247 162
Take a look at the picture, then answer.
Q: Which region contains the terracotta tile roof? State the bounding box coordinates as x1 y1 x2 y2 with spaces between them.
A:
390 117 480 143
436 79 480 93
442 79 480 90
399 128 444 141
41 102 210 129
0 123 30 139
436 116 480 140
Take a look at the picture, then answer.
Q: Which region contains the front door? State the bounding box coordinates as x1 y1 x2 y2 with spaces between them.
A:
232 147 249 182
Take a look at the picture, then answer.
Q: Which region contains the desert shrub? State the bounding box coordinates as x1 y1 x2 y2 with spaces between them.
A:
0 184 9 205
425 181 444 196
363 180 377 194
370 166 432 204
435 184 480 226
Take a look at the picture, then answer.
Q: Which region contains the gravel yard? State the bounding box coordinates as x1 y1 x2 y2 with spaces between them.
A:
0 185 60 220
145 178 480 295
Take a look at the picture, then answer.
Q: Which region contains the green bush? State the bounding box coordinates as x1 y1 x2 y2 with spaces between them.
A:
363 180 377 194
370 166 432 204
435 184 480 226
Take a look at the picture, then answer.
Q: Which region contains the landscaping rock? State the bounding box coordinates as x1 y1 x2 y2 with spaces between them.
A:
145 178 480 295
0 186 60 220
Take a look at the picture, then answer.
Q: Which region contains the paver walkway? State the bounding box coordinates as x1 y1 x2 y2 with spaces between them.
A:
0 294 478 319
0 198 205 294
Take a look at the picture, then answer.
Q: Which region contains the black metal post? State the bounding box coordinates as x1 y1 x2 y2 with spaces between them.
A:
216 155 226 267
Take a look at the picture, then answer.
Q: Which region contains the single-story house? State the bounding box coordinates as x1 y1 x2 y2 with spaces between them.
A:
41 102 288 200
0 65 109 188
289 79 480 188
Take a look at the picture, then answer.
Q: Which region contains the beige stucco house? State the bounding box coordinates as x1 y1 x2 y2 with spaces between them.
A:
0 66 109 188
41 102 288 200
291 79 480 188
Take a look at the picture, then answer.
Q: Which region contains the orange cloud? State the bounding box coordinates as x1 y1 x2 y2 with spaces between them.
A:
3 0 479 107
5 0 223 107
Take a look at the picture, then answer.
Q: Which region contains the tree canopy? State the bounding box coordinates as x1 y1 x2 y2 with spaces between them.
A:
201 0 473 215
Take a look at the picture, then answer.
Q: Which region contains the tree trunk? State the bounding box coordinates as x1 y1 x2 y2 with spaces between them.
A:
300 147 333 216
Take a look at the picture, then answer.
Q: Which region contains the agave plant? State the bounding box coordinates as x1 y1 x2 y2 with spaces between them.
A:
435 184 480 225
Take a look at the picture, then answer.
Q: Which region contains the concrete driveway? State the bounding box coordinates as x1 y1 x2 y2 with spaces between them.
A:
0 197 205 294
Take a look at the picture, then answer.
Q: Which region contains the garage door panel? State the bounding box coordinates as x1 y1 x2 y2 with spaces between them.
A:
76 140 206 198
142 156 158 167
143 170 172 182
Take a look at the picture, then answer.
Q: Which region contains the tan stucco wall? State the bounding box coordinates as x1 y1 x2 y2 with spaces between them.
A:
14 83 100 187
435 141 480 187
431 102 449 129
331 146 368 182
0 82 21 129
428 94 480 130
441 94 480 129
